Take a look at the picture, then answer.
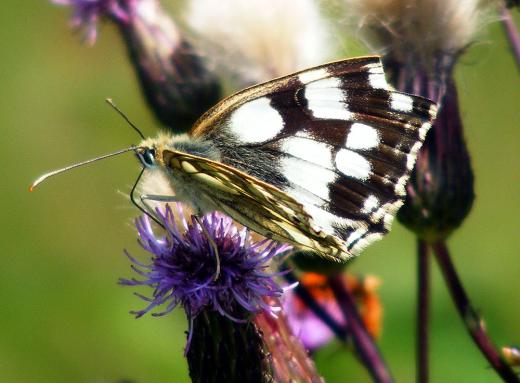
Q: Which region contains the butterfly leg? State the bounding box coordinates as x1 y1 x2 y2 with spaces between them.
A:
193 215 221 282
140 194 181 222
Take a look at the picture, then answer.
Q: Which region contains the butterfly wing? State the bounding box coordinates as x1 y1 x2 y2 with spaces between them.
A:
189 56 437 257
162 150 349 261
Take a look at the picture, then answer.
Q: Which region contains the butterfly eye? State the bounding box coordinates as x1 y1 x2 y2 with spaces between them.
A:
137 148 157 168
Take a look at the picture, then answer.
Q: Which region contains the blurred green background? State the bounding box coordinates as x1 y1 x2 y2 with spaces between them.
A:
1 1 519 382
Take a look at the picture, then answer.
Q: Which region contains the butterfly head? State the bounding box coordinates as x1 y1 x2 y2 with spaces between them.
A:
135 146 158 169
136 133 222 171
134 133 180 170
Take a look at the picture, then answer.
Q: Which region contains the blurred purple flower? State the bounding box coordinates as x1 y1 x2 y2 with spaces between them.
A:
52 0 133 44
283 273 382 351
284 288 345 351
52 0 222 131
120 204 290 324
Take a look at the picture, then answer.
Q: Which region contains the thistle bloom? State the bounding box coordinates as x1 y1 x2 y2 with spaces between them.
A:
339 0 493 240
398 80 474 241
342 0 493 78
120 204 289 324
185 0 332 85
53 0 221 131
342 2 520 380
52 0 131 44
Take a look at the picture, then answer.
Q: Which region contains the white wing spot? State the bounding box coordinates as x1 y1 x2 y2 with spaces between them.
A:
361 195 379 214
349 232 384 254
281 156 336 201
394 174 408 196
229 97 284 143
285 185 370 236
367 65 384 73
283 186 325 214
390 93 414 113
364 61 387 89
419 122 432 141
369 199 404 227
281 136 333 169
346 123 380 150
304 77 352 120
406 141 423 170
429 104 438 119
346 229 365 247
335 149 371 180
382 200 403 229
298 68 329 84
368 72 387 89
296 201 364 235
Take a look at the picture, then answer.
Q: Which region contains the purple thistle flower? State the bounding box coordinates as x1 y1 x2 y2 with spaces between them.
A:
120 204 290 325
52 0 222 131
52 0 133 44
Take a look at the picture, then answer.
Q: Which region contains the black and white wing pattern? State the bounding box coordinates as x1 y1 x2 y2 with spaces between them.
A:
190 56 437 260
161 149 348 259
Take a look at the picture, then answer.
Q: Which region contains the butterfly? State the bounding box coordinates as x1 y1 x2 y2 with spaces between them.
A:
32 56 436 262
133 56 436 262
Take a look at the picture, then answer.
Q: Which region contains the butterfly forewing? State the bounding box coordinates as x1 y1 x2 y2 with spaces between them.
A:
186 56 436 258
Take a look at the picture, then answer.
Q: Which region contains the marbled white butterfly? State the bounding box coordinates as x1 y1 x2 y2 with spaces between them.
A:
32 56 436 262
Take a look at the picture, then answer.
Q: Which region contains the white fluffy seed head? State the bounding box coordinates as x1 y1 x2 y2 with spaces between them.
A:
185 0 332 85
339 0 495 68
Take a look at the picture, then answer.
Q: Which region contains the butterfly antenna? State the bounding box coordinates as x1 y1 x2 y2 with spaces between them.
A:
106 98 145 140
130 168 166 229
29 146 137 191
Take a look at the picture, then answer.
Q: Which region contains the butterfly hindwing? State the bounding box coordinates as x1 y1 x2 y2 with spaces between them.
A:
189 56 437 256
162 149 349 260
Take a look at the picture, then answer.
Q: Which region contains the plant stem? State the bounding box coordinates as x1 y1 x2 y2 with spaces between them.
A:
432 241 519 382
284 270 348 340
255 298 325 383
329 275 394 383
417 240 431 383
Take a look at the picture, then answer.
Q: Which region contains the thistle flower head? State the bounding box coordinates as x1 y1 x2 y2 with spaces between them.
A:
342 0 494 71
53 0 222 130
340 1 480 239
397 79 475 242
185 0 332 85
52 0 134 44
120 204 290 322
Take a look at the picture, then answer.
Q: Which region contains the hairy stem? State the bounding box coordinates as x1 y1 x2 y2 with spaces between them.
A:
284 270 348 339
417 240 431 383
432 241 519 382
329 275 394 383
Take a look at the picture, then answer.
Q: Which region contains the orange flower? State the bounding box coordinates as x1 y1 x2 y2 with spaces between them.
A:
284 272 383 350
